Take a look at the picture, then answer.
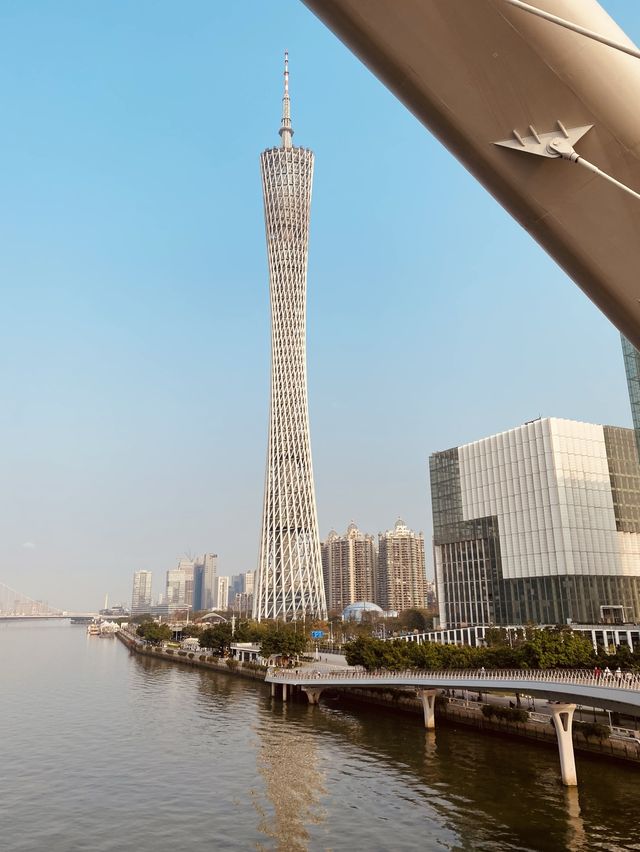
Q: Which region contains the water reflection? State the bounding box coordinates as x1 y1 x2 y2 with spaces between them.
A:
254 700 326 851
564 787 587 852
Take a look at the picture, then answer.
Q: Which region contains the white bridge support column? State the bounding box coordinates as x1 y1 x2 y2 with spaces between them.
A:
420 689 438 729
549 703 577 787
302 687 323 705
282 683 288 702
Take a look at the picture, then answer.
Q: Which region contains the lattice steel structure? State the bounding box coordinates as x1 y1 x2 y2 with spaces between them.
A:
254 54 327 621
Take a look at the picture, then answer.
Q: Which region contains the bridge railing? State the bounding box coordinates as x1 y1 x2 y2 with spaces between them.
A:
267 667 640 691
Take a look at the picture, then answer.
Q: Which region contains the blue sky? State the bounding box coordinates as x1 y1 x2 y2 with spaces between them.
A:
1 1 638 610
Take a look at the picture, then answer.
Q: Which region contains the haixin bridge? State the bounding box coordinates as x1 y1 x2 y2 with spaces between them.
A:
0 581 96 620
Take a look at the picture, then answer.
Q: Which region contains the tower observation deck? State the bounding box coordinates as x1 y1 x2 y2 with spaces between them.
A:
254 54 327 621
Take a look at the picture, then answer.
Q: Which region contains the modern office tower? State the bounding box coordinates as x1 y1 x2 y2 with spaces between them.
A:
131 570 152 615
216 576 230 611
622 335 640 460
193 564 204 612
166 566 187 609
376 520 427 612
201 553 218 611
321 524 377 613
244 570 255 597
177 558 195 607
430 417 640 629
254 54 326 622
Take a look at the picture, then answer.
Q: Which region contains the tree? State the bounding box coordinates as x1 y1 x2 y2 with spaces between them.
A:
260 624 308 659
520 628 595 669
398 608 433 632
136 621 171 644
200 623 233 656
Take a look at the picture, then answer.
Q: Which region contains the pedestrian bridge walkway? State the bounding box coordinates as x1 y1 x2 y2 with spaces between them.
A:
266 667 640 715
265 667 640 787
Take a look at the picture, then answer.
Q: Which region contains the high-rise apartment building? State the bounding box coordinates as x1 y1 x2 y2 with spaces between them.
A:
321 524 376 613
622 335 640 460
254 54 326 622
166 566 186 609
430 417 640 629
178 558 195 607
131 570 152 615
376 520 426 612
244 570 255 597
201 553 217 611
216 576 230 611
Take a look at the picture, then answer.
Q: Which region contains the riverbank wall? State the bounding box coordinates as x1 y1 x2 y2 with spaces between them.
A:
333 686 640 765
116 629 266 682
117 631 640 765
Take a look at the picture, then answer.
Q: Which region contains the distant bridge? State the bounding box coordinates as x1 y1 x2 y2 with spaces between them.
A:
266 667 640 786
0 613 98 621
0 581 96 621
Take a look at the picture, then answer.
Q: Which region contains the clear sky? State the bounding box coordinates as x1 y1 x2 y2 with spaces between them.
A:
1 1 638 610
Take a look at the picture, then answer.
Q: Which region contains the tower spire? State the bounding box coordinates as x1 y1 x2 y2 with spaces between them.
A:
279 50 293 148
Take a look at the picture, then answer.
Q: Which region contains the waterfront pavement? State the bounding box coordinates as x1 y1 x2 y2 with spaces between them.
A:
301 652 348 670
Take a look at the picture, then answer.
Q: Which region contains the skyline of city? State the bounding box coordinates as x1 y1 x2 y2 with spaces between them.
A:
2 1 639 611
6 5 640 850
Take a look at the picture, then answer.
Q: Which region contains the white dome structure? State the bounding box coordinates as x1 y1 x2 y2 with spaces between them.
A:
342 601 384 622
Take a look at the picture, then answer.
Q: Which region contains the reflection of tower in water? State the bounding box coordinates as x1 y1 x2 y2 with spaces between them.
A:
253 706 326 851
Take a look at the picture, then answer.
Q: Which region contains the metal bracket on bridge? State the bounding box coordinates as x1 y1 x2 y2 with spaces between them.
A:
494 120 640 202
494 121 592 160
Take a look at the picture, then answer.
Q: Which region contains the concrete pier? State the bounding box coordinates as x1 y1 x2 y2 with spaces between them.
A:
549 703 578 786
303 687 324 705
420 689 438 729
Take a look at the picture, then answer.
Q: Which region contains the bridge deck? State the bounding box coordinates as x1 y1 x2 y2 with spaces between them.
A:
266 668 640 715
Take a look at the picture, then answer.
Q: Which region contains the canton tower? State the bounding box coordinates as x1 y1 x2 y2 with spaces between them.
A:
254 54 327 621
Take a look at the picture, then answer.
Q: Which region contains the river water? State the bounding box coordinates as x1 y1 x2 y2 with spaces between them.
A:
2 621 640 852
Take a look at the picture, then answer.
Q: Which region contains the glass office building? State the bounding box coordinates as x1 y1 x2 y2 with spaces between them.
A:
429 418 640 628
621 334 640 460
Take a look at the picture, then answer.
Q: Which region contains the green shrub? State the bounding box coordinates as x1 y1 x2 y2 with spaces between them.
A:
243 661 267 672
178 651 187 657
482 705 527 723
509 708 529 723
165 649 174 655
188 653 194 659
574 721 610 741
226 658 239 670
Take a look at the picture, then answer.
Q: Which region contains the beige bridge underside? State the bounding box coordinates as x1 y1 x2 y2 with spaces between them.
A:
303 0 640 347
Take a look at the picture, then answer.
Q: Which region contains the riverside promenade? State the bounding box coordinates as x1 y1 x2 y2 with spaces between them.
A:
117 629 640 783
115 629 267 682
